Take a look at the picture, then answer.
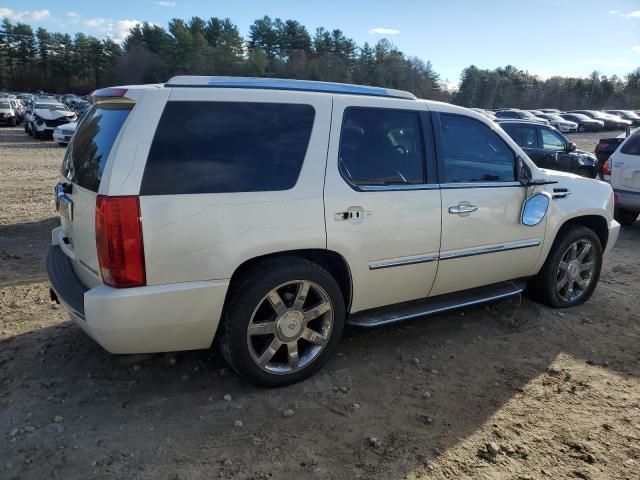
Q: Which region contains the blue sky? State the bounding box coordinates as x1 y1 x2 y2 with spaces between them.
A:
1 0 639 86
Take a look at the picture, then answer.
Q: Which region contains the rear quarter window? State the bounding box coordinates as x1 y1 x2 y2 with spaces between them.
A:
140 101 315 195
620 134 640 156
61 104 132 192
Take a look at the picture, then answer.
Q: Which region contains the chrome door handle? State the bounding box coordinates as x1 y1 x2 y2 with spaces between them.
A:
449 204 478 214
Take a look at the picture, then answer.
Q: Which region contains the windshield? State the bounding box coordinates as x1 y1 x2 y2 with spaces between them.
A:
35 103 69 111
549 114 565 122
521 111 540 120
566 113 589 121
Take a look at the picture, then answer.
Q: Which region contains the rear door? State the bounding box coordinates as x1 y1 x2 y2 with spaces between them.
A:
324 97 441 313
611 133 640 193
57 100 135 287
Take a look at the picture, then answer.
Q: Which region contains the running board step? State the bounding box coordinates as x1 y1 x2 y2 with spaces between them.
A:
347 281 525 328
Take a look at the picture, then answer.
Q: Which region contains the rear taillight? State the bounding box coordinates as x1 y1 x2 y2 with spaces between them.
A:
603 160 611 177
95 195 146 288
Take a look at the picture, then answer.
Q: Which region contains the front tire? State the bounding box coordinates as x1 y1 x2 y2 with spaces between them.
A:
614 207 639 226
577 124 586 133
219 257 345 387
529 225 602 308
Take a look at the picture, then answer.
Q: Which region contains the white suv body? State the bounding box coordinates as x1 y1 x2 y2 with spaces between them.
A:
48 77 619 386
609 130 640 225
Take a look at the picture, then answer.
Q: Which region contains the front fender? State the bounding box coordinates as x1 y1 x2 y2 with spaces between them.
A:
530 172 614 274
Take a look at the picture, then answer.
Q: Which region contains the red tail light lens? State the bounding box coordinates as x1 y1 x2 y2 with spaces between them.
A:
95 195 146 288
603 160 611 176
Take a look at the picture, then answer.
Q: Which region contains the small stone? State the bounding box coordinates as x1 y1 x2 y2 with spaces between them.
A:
56 425 65 434
339 386 349 393
283 409 295 418
222 458 233 466
583 453 597 464
547 366 561 376
8 428 19 437
24 426 36 433
368 437 380 448
168 357 177 366
413 358 420 365
223 394 232 402
422 391 431 399
233 420 243 428
486 442 500 456
352 403 361 410
430 369 438 374
54 415 64 423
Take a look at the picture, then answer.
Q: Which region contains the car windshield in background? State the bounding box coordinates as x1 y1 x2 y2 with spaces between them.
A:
566 113 590 121
548 114 566 122
35 103 68 110
521 111 539 120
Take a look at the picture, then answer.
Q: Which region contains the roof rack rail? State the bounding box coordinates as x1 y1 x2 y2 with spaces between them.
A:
165 76 416 100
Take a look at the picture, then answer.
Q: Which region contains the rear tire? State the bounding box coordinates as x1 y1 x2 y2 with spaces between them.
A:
528 225 602 308
219 257 345 387
577 124 585 132
614 207 639 226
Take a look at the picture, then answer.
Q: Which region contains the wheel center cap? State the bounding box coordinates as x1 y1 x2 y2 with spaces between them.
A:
568 261 580 280
276 312 304 340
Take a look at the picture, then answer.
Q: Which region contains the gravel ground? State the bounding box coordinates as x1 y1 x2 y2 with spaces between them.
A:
1 126 639 480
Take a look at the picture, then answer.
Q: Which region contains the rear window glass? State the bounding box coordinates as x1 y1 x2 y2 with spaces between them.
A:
61 104 132 192
620 134 640 156
140 101 315 195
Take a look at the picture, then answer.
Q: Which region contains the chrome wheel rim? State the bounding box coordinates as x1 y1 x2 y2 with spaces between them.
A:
247 280 333 375
555 239 596 303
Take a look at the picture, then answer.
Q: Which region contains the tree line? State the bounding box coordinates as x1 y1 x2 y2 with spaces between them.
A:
1 15 638 110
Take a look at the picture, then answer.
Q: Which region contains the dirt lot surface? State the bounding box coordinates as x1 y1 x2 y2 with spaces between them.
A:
1 126 639 480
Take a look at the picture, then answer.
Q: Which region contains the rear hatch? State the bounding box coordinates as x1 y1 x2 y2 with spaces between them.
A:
56 100 134 288
610 133 640 194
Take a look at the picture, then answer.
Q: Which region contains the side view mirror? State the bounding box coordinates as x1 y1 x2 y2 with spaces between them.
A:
567 142 577 152
521 192 551 226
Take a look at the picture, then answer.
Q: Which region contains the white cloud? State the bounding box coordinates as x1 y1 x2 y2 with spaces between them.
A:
81 17 142 42
577 58 634 68
368 27 400 35
625 10 640 18
632 46 640 54
156 0 176 6
0 8 50 21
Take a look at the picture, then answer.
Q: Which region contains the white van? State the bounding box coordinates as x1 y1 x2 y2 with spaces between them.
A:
608 131 640 225
48 77 619 386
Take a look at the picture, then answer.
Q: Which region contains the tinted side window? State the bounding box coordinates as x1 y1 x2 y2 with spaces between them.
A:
502 125 538 148
62 104 132 192
620 134 640 156
439 114 515 183
541 129 565 151
339 107 425 186
141 102 315 195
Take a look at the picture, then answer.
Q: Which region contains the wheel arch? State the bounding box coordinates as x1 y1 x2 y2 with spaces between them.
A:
553 214 609 251
224 249 353 313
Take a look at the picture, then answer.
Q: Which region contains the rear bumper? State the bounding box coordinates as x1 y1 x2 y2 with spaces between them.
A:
47 244 230 354
614 188 640 212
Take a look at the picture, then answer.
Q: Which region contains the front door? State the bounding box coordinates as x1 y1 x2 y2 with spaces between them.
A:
324 97 441 314
429 111 546 296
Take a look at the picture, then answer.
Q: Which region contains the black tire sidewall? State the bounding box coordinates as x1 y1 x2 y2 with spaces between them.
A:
537 226 603 308
614 207 638 226
220 258 345 387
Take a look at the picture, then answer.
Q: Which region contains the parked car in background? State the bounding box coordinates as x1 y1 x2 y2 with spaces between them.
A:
569 110 630 130
499 120 598 177
605 110 640 126
605 131 640 226
527 110 545 116
539 108 561 114
27 102 76 139
559 113 604 132
0 99 18 126
535 113 578 133
470 107 498 120
495 109 549 124
47 77 619 386
53 108 88 146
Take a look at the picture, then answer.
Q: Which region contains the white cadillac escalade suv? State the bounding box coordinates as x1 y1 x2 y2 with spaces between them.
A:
48 77 620 386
